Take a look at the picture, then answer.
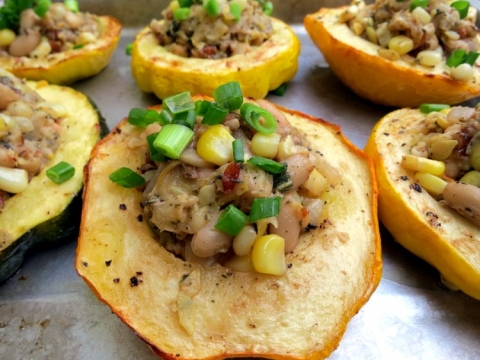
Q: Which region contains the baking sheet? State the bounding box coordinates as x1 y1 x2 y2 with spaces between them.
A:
1 1 480 359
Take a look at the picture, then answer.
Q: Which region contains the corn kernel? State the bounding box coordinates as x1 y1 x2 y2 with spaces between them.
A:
429 139 458 161
460 170 480 187
388 35 414 55
29 36 52 58
252 234 287 276
417 50 442 67
366 26 378 44
414 172 447 197
301 168 328 197
0 167 29 193
402 154 445 175
411 6 431 24
223 252 256 272
251 132 280 158
0 29 15 47
169 0 180 12
196 124 234 166
176 293 195 335
376 22 392 48
233 225 257 256
451 63 474 82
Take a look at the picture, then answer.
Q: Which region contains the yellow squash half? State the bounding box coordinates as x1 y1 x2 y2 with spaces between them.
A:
304 7 480 108
0 16 122 85
365 108 480 300
75 97 381 360
131 18 300 99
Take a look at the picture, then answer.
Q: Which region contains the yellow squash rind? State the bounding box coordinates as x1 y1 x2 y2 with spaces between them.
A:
365 108 480 300
76 98 381 360
304 7 480 108
0 16 122 84
131 18 300 99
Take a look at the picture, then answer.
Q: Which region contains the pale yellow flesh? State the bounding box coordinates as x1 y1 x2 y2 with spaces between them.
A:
0 81 100 245
76 101 381 360
365 108 480 300
131 18 300 99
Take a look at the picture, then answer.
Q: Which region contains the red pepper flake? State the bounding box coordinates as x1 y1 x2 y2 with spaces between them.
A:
130 276 139 287
222 162 241 193
119 204 127 210
113 278 120 283
105 260 112 267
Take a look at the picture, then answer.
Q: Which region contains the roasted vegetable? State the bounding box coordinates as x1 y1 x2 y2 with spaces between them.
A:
76 96 381 360
0 80 106 283
304 3 480 107
0 2 121 85
130 3 300 99
365 107 480 300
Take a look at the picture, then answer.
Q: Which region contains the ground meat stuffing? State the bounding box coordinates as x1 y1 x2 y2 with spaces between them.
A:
150 0 273 59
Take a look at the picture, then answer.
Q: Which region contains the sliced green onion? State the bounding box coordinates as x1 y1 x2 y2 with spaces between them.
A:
18 0 34 12
128 108 160 127
270 83 287 96
451 1 470 19
213 81 243 111
153 124 194 159
34 0 51 17
178 0 193 7
203 0 221 17
64 0 79 12
147 132 167 162
73 44 84 50
230 3 242 21
163 91 195 115
247 156 286 174
263 1 273 16
464 51 480 66
195 99 211 116
46 161 75 184
109 167 146 188
410 0 429 11
215 204 248 237
201 102 228 125
125 43 133 55
232 139 244 163
446 49 467 67
419 103 451 113
249 196 282 222
240 103 277 134
174 7 190 20
173 109 196 129
158 110 173 125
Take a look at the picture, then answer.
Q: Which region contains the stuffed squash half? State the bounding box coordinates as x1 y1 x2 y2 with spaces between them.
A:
0 0 121 84
131 0 300 99
304 0 480 108
365 103 480 299
0 69 105 283
76 82 381 359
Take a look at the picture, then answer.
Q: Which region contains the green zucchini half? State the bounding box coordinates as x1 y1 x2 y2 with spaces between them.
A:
0 81 107 283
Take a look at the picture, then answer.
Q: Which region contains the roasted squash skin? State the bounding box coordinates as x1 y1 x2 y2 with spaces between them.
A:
365 108 480 300
130 18 300 99
304 7 480 108
76 97 382 360
0 16 122 85
0 81 107 283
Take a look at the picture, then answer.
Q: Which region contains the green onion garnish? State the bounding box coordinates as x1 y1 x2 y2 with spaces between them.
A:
410 0 429 11
147 133 167 162
247 156 285 174
464 51 480 66
125 43 133 55
419 103 451 113
201 102 228 125
128 108 160 127
240 103 277 134
195 99 212 116
153 124 194 159
109 167 146 188
451 1 470 19
173 109 196 129
270 83 287 96
446 49 467 67
178 0 193 7
232 139 244 163
213 81 243 111
46 161 75 184
249 196 282 222
34 0 51 17
203 0 221 17
64 0 79 12
158 110 173 125
215 204 248 237
163 92 195 115
230 3 242 21
263 1 274 16
174 7 190 20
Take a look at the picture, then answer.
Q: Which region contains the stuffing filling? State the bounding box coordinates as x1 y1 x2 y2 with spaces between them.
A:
150 0 274 59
